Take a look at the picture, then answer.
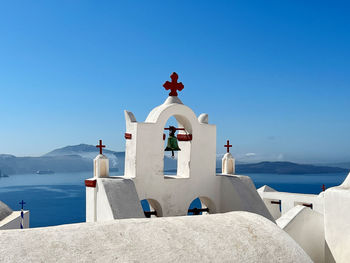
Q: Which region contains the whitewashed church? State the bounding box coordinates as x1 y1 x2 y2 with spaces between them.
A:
0 73 349 262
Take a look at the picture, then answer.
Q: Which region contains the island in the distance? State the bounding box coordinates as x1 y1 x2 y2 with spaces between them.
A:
0 144 348 175
233 161 348 174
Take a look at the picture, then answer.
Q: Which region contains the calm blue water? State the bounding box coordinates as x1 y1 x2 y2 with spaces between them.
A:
0 172 347 227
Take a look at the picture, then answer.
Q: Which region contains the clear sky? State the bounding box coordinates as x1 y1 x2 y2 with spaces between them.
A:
0 1 349 163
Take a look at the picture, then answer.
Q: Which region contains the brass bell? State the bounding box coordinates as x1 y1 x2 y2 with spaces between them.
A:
165 126 181 158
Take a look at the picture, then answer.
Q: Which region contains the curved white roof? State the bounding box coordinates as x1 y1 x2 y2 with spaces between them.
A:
0 201 13 221
0 211 311 262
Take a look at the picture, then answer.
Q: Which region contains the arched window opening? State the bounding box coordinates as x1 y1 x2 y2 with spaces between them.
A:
187 197 215 215
164 117 178 176
163 115 192 178
140 199 163 218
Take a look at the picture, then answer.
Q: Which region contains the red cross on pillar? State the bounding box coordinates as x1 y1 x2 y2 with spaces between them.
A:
224 140 232 153
163 72 184 96
96 140 105 155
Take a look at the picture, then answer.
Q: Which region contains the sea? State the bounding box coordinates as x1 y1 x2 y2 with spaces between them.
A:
0 171 348 228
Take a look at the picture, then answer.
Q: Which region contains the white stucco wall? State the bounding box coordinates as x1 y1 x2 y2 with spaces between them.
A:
258 185 324 216
0 201 12 221
86 177 144 222
277 205 325 263
258 186 282 220
219 175 274 221
85 185 96 222
222 152 235 174
262 199 282 220
94 154 109 178
86 174 274 222
118 97 274 221
324 173 350 263
0 211 29 230
0 212 311 263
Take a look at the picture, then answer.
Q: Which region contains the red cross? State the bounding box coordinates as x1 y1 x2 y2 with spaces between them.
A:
163 72 184 96
322 184 326 191
224 140 232 153
96 140 105 154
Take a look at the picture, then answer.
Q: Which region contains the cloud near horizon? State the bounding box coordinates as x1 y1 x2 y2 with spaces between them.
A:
244 153 256 158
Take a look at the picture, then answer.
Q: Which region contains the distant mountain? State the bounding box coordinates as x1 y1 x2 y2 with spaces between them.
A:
0 145 348 175
45 144 120 157
45 144 125 170
315 162 350 170
228 161 348 174
0 144 111 175
0 154 92 175
0 144 176 175
44 144 177 173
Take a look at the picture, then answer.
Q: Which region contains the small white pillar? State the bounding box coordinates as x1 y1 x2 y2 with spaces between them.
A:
86 153 109 222
94 154 109 178
222 152 235 174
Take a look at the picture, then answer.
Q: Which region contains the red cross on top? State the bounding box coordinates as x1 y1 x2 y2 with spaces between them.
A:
163 72 184 96
96 140 106 155
224 140 232 153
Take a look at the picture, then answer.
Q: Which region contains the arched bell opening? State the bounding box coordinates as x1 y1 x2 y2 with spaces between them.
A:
163 116 179 175
140 199 163 218
163 114 192 178
187 196 216 216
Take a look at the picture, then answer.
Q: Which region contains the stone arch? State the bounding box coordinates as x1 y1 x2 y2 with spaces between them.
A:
161 109 195 178
163 116 179 175
146 102 198 133
124 97 216 182
187 196 216 215
141 198 163 218
199 196 216 214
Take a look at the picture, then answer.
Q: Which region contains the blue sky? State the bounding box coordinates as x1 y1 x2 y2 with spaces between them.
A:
0 1 349 163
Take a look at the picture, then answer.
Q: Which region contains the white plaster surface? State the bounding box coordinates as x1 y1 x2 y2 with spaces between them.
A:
261 199 281 220
86 177 144 222
219 175 275 221
258 185 277 193
222 152 235 174
0 201 12 221
277 205 325 263
0 211 29 230
258 185 281 220
258 187 324 215
85 185 97 222
0 212 311 263
94 154 109 178
87 174 274 222
120 97 274 221
124 97 216 181
198 113 208 124
100 177 144 219
324 172 350 263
